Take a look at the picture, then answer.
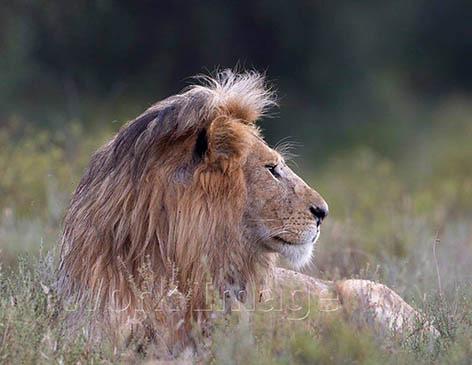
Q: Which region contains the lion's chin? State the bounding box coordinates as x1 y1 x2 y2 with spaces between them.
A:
276 241 315 269
264 232 319 269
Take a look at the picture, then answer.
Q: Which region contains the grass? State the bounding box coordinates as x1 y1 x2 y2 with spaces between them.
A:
0 104 471 363
2 253 472 364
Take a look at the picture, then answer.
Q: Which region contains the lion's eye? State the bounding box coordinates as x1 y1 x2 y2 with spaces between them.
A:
265 164 281 178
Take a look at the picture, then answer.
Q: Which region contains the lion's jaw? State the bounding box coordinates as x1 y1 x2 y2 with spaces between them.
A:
255 224 320 269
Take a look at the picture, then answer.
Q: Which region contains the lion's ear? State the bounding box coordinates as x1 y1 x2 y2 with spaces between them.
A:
194 117 248 171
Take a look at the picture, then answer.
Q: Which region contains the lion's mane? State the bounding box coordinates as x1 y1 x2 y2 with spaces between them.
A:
57 71 277 340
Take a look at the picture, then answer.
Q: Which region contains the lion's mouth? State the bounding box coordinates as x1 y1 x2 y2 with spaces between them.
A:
272 230 319 246
272 235 296 245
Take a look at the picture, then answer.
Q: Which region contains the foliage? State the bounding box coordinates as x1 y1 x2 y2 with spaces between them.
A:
1 1 471 361
0 102 471 363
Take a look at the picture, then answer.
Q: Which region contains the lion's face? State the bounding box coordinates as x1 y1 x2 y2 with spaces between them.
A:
243 133 328 268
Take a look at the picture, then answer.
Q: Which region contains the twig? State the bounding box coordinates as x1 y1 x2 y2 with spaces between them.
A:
432 231 442 298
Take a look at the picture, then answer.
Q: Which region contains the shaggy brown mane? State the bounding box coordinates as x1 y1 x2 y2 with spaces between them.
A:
58 70 277 343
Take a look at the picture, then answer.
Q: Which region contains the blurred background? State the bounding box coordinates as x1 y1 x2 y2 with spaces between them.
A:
1 0 471 296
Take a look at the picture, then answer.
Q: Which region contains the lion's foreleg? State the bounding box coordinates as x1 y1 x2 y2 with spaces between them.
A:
272 267 438 338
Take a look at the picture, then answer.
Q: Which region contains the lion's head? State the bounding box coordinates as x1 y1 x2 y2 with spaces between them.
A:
242 132 328 268
58 70 328 333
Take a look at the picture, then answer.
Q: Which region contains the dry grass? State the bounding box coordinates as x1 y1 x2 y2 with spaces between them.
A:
1 108 471 363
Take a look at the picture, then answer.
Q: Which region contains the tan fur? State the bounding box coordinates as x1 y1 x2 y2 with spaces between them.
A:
272 268 439 338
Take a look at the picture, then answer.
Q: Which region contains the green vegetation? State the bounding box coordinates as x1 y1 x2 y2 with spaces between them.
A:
1 1 471 361
1 102 471 363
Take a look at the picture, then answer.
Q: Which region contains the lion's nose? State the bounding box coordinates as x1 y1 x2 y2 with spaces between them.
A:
309 204 328 224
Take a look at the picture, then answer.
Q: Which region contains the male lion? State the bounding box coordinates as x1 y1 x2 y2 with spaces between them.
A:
58 70 436 352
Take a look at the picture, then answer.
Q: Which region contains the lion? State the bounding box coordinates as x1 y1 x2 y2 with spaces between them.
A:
57 70 436 353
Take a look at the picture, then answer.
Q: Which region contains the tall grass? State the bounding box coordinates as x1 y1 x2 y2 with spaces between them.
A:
0 103 471 363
